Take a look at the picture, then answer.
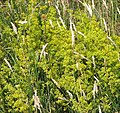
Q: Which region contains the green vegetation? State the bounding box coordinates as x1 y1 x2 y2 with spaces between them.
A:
0 0 120 113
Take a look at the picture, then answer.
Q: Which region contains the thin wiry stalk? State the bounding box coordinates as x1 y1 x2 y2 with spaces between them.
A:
70 18 75 47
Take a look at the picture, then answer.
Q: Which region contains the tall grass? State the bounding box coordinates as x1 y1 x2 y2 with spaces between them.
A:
49 0 120 36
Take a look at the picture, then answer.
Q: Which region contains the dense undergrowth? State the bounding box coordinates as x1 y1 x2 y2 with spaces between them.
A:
0 0 120 113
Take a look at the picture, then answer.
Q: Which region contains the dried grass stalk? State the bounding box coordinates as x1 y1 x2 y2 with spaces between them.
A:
11 22 17 34
4 58 13 71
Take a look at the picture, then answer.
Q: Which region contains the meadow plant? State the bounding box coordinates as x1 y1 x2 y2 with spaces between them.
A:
0 0 120 113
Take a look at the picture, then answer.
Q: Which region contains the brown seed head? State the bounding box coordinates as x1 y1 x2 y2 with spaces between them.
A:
41 14 47 20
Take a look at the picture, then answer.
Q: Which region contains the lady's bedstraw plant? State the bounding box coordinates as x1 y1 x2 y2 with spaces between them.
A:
43 6 120 112
0 0 45 112
0 0 120 113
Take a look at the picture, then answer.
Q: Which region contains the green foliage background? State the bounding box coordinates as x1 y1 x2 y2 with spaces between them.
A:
0 0 120 113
